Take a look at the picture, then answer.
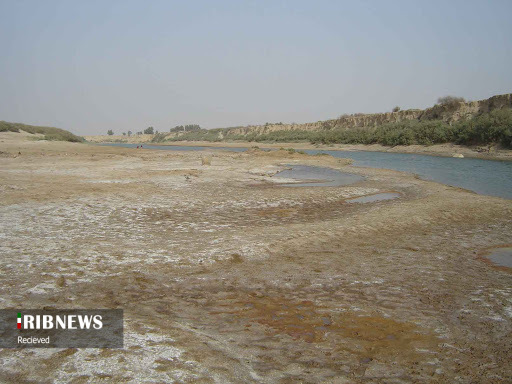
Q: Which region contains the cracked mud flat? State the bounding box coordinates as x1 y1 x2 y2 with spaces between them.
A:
0 136 511 383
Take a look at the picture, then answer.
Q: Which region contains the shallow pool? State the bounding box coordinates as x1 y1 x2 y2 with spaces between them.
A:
482 247 512 268
273 165 364 187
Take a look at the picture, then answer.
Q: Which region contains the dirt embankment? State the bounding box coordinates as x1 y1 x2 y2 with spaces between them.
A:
227 93 512 135
0 133 511 383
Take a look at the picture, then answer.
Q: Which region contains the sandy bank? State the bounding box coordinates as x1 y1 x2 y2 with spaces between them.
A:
1 133 511 383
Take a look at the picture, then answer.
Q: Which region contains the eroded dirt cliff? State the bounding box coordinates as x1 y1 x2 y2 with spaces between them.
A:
227 93 512 136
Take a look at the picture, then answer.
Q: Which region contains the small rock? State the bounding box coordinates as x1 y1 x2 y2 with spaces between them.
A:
284 363 303 375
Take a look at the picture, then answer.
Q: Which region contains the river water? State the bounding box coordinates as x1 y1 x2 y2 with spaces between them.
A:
99 143 512 199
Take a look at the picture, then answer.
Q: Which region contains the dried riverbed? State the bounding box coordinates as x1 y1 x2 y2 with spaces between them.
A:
0 135 511 383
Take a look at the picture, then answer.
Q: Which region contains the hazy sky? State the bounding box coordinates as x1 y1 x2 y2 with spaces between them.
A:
1 0 511 135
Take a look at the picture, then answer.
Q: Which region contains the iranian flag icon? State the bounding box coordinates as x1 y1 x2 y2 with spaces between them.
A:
17 313 21 329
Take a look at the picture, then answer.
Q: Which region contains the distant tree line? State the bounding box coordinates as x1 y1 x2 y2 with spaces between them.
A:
113 127 157 136
110 125 201 136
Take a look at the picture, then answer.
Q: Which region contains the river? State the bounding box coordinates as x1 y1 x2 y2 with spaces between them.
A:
98 143 512 199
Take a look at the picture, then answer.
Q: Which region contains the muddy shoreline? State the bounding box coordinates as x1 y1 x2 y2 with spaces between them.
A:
1 134 511 383
85 135 512 161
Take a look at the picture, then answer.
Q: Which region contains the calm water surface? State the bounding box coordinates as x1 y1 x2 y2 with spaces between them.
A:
99 143 512 199
483 247 512 268
274 165 364 187
304 149 512 199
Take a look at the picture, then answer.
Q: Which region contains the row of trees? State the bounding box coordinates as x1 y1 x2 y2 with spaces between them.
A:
107 127 156 136
108 130 147 136
108 130 136 136
108 124 201 136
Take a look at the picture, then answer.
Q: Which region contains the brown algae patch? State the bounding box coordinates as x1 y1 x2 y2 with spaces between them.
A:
220 295 439 362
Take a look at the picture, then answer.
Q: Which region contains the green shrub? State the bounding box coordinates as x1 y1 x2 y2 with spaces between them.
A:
453 109 512 148
0 121 20 132
437 96 466 109
151 132 168 142
166 128 223 142
0 121 84 142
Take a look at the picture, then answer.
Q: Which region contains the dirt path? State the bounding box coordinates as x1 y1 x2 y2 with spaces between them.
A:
1 134 511 383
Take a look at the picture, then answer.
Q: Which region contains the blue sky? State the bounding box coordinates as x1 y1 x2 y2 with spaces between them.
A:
1 0 511 135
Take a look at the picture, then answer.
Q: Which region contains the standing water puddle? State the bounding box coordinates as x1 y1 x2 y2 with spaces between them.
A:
481 247 512 269
273 165 364 187
346 192 401 204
